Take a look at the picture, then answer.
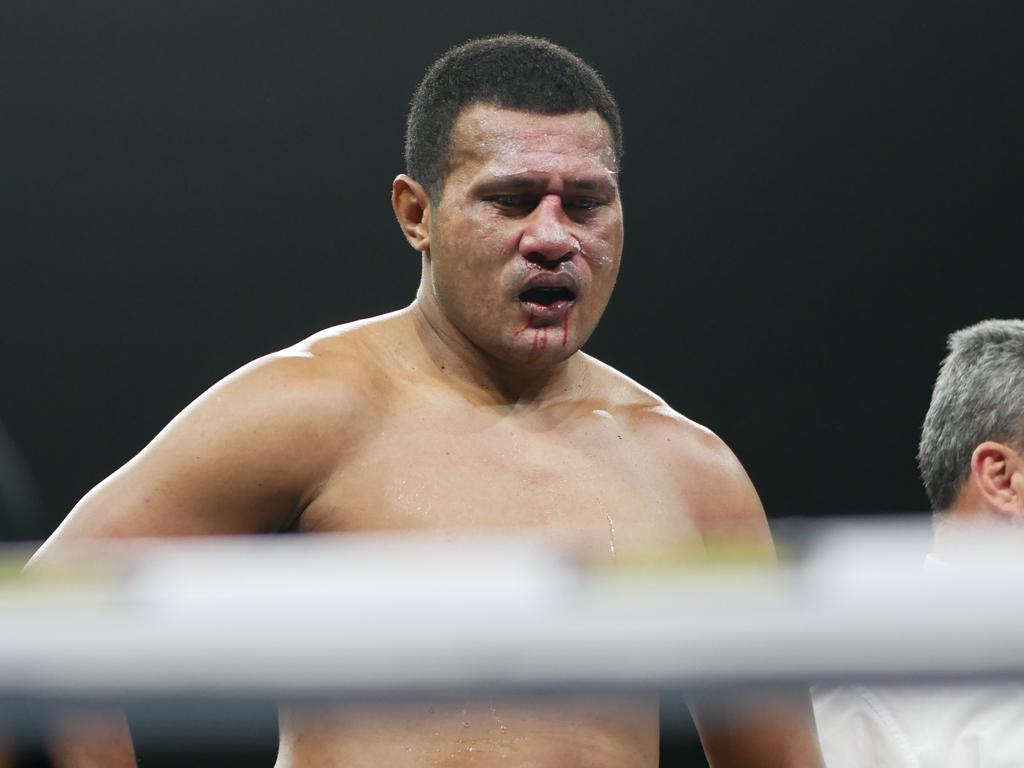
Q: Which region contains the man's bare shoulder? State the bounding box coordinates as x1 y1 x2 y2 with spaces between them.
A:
582 354 770 544
190 308 429 460
582 353 724 456
37 313 415 544
212 310 410 420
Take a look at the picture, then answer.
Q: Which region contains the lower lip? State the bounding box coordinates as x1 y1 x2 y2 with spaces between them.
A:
520 299 575 321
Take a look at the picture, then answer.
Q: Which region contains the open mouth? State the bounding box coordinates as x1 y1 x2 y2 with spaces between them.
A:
518 286 577 307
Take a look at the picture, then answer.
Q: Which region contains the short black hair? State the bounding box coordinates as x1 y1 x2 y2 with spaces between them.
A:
404 34 623 200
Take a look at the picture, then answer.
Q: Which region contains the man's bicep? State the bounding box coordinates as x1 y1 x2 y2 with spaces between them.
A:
690 692 825 768
46 425 286 543
677 428 774 553
36 359 334 554
672 429 823 765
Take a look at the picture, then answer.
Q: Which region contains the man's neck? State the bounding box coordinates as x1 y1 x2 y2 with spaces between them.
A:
407 298 591 410
932 500 1024 563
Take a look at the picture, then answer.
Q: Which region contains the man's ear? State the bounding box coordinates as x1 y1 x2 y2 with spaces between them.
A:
969 441 1024 518
392 174 431 253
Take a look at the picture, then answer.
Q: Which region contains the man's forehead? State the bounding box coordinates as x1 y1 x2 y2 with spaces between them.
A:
448 104 618 176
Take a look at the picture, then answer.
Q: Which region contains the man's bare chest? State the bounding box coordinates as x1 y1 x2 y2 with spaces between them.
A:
299 405 698 554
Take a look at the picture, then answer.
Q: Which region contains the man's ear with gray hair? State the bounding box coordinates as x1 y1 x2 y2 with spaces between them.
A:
969 441 1024 518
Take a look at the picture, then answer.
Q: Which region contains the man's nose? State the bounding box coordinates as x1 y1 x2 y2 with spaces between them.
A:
519 196 577 267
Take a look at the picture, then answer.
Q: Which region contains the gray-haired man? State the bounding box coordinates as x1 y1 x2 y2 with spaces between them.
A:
813 319 1024 767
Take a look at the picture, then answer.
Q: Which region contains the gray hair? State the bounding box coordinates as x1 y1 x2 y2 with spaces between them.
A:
918 319 1024 511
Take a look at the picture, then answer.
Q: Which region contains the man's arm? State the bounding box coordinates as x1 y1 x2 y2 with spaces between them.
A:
43 710 137 768
656 416 824 767
29 350 363 766
33 353 347 559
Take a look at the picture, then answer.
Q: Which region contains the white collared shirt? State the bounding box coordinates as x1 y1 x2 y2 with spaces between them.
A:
813 682 1024 767
812 555 1024 767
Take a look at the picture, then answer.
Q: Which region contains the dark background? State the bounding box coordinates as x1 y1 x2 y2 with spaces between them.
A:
2 1 1022 764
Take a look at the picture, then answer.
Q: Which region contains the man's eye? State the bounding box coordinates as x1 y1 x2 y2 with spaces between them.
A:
488 195 534 209
564 198 604 212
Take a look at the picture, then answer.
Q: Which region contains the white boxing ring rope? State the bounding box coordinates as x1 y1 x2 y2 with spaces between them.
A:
0 520 1022 712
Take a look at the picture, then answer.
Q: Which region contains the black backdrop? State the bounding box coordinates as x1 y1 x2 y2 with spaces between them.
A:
1 2 1022 764
4 2 1022 535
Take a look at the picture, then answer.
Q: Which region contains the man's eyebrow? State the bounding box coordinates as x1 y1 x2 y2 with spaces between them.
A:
476 177 542 192
474 175 617 194
564 177 615 192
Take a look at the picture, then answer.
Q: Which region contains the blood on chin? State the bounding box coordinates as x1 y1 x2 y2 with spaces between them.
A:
513 302 576 365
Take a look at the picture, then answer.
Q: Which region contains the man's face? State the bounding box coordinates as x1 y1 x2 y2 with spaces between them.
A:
424 104 623 367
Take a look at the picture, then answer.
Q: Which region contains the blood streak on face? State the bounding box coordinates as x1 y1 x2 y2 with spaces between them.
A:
514 315 552 365
513 305 573 364
513 306 572 364
526 327 550 364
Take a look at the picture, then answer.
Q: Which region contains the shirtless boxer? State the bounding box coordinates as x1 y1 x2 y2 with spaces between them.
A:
34 34 822 767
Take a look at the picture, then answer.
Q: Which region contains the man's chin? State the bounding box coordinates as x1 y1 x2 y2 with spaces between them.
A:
507 324 580 367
